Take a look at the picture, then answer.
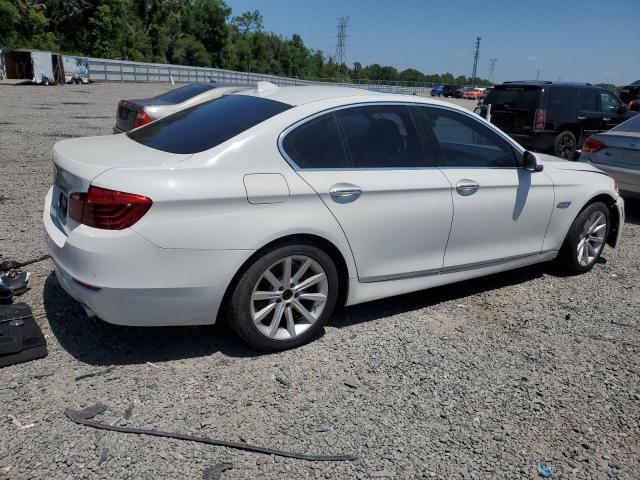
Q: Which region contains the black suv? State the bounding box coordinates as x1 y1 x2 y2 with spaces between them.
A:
481 81 628 159
619 80 640 104
442 85 463 98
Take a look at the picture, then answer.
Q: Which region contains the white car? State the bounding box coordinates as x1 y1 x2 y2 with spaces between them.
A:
44 84 624 351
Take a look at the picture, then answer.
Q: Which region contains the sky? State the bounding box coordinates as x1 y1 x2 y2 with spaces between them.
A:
225 0 640 85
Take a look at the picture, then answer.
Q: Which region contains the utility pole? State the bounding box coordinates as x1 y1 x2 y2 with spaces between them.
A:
334 17 349 80
471 37 481 86
488 58 498 84
535 69 541 81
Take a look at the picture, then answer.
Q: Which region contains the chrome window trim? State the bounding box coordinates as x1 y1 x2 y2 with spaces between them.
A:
277 100 526 172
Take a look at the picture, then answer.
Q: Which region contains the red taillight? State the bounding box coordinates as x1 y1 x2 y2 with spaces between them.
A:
534 109 546 131
133 108 152 128
582 137 605 153
69 186 152 230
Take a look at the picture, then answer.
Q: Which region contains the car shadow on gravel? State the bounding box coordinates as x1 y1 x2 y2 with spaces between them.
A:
330 262 571 329
43 273 258 366
624 198 640 225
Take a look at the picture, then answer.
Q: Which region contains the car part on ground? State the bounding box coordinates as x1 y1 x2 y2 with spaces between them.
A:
44 84 624 351
482 81 628 160
579 114 640 197
0 270 30 295
65 403 358 461
0 303 48 368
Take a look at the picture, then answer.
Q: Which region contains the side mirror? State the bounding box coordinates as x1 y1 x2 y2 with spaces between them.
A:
617 104 628 115
523 151 544 172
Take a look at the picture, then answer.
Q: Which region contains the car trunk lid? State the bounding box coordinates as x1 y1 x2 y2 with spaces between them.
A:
50 134 191 235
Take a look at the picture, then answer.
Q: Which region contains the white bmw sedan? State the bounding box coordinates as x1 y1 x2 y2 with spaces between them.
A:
44 84 624 351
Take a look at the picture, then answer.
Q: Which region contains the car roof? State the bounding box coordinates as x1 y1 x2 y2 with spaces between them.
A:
235 84 385 106
232 84 474 114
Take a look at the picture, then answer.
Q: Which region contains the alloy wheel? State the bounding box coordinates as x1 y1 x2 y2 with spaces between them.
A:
576 211 607 266
250 255 329 340
558 135 576 159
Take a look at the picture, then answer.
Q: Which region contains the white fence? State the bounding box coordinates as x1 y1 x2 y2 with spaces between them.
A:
84 56 436 95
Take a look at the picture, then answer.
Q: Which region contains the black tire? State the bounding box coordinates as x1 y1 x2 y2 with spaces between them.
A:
553 131 577 160
226 241 339 351
558 201 609 274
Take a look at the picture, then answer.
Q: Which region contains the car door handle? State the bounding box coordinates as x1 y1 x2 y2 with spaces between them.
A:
603 117 611 121
329 184 362 203
456 180 480 196
577 116 587 120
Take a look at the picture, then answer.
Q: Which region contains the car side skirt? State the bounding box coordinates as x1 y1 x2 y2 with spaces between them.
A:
346 250 558 306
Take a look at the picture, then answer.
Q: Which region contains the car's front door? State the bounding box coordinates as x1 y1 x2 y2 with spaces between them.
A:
281 104 453 282
413 105 555 269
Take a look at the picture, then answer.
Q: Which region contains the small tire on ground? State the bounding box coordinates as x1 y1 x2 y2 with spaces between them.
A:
553 130 577 160
226 240 339 351
557 201 609 274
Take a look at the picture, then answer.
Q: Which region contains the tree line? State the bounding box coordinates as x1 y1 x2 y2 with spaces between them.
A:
0 0 492 86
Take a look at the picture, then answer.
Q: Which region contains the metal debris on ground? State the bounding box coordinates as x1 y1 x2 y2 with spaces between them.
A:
65 403 359 462
8 414 35 430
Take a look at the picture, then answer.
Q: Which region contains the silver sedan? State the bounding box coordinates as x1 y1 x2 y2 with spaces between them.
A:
580 114 640 198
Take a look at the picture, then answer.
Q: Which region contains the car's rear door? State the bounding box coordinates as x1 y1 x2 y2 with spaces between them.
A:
282 104 453 282
413 105 555 269
577 88 603 140
598 89 626 131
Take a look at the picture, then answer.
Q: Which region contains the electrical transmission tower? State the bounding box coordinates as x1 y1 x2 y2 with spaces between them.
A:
536 69 541 81
334 17 349 80
488 58 498 83
470 37 481 86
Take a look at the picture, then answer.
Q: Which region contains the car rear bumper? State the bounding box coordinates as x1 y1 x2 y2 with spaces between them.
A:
43 187 252 327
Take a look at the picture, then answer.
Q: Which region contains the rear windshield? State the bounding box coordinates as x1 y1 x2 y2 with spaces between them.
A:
612 114 640 132
128 94 291 154
485 86 542 110
153 83 218 104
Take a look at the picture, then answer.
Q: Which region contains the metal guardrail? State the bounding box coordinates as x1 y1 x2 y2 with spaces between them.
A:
85 57 439 94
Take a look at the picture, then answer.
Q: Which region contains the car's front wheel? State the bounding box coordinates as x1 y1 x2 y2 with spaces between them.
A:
558 202 609 273
226 241 339 351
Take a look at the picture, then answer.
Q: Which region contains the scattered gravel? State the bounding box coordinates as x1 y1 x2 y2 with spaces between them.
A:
1 82 639 479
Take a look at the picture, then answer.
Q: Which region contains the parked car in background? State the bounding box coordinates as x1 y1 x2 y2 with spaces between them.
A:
482 81 628 159
431 85 444 97
619 80 640 105
113 83 247 133
45 85 623 351
442 85 459 98
454 86 468 98
463 87 485 100
579 114 640 198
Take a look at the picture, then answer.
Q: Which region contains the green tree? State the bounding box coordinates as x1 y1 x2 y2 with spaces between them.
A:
231 9 262 34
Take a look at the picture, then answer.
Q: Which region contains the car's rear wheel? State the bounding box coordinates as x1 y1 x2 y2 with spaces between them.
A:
226 242 339 351
558 201 609 273
554 131 577 160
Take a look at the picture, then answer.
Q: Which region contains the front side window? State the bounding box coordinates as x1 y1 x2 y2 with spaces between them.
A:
415 107 518 168
282 113 349 169
335 105 424 168
600 91 621 113
128 94 291 154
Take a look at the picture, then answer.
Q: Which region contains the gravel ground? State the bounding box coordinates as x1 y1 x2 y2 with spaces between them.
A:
1 82 639 480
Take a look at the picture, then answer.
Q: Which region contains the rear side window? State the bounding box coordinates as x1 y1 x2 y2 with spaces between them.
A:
577 89 598 111
155 83 217 104
282 113 348 168
128 94 291 154
485 86 541 110
416 107 518 168
335 105 424 168
546 86 576 111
